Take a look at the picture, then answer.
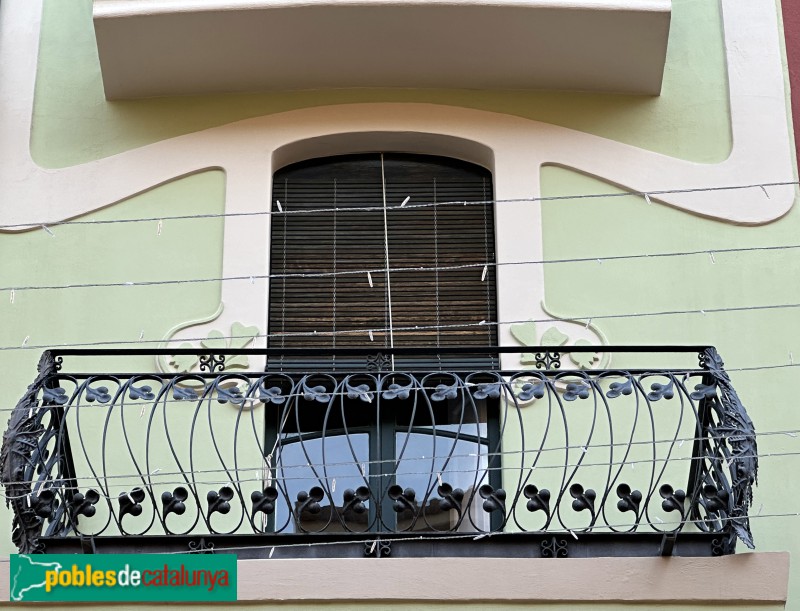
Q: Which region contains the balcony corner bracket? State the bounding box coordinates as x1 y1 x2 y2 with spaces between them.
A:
700 347 758 549
0 351 59 554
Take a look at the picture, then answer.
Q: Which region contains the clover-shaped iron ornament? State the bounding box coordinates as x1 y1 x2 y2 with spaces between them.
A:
569 483 596 519
701 484 730 513
431 383 458 402
659 484 686 517
251 486 279 516
30 489 57 520
42 387 68 405
388 485 417 513
296 487 325 514
259 386 285 405
207 486 235 517
382 382 412 401
479 484 506 514
647 379 675 401
216 384 244 405
523 484 551 517
162 486 189 517
437 483 465 515
86 384 111 404
563 382 590 401
606 377 633 399
342 487 371 514
302 382 330 403
473 382 501 400
517 380 546 401
690 382 718 401
129 384 155 401
119 487 146 519
173 385 200 401
615 483 642 515
345 381 373 403
69 489 100 519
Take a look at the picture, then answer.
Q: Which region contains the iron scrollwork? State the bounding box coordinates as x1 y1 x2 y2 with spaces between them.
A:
534 351 561 370
541 537 569 558
199 354 226 373
364 539 392 557
366 353 391 372
0 346 760 559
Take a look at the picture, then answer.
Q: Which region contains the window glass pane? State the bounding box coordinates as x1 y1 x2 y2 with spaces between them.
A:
274 433 370 533
394 433 489 532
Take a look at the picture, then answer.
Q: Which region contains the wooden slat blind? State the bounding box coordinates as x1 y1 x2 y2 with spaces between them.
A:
268 153 497 370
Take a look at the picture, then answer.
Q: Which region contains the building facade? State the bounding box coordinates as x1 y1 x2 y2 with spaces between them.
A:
0 0 798 607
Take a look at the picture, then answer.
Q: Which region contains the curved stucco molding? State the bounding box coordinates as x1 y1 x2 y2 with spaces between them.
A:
0 0 794 229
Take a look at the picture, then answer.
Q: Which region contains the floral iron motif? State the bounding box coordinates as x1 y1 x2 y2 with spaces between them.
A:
207 486 235 517
541 537 569 558
698 347 758 549
366 353 391 372
162 487 189 517
119 488 146 520
251 487 280 517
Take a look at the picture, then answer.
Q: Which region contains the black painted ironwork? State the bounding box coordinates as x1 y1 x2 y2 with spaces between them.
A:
0 346 758 558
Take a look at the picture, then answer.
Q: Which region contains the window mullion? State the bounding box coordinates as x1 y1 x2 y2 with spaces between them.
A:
379 153 396 369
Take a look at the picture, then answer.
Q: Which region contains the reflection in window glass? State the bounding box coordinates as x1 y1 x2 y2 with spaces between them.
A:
395 432 489 532
275 433 369 533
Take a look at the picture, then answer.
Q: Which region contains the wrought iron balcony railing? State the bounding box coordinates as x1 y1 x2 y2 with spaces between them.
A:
1 346 757 559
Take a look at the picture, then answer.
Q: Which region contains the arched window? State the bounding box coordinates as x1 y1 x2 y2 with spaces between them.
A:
268 153 497 369
264 153 501 534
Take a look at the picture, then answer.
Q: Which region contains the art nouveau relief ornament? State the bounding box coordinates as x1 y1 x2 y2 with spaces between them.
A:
509 313 609 371
507 302 609 406
164 322 260 375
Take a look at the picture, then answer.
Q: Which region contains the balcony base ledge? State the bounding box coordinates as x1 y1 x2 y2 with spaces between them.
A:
0 552 788 604
235 553 789 603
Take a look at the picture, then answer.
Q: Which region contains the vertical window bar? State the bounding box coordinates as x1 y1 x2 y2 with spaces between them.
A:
380 153 396 369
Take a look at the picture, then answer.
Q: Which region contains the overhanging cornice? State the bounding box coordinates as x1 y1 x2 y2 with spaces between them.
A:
93 0 671 99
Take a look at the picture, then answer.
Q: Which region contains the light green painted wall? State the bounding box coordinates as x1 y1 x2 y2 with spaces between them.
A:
32 0 730 167
0 173 226 550
540 167 800 599
1 0 798 607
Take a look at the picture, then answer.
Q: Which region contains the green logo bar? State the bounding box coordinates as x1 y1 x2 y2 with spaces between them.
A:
9 554 237 602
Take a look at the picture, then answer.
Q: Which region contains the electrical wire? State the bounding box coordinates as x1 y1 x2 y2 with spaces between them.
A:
4 243 800 294
1 179 796 231
2 304 800 351
0 445 790 499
